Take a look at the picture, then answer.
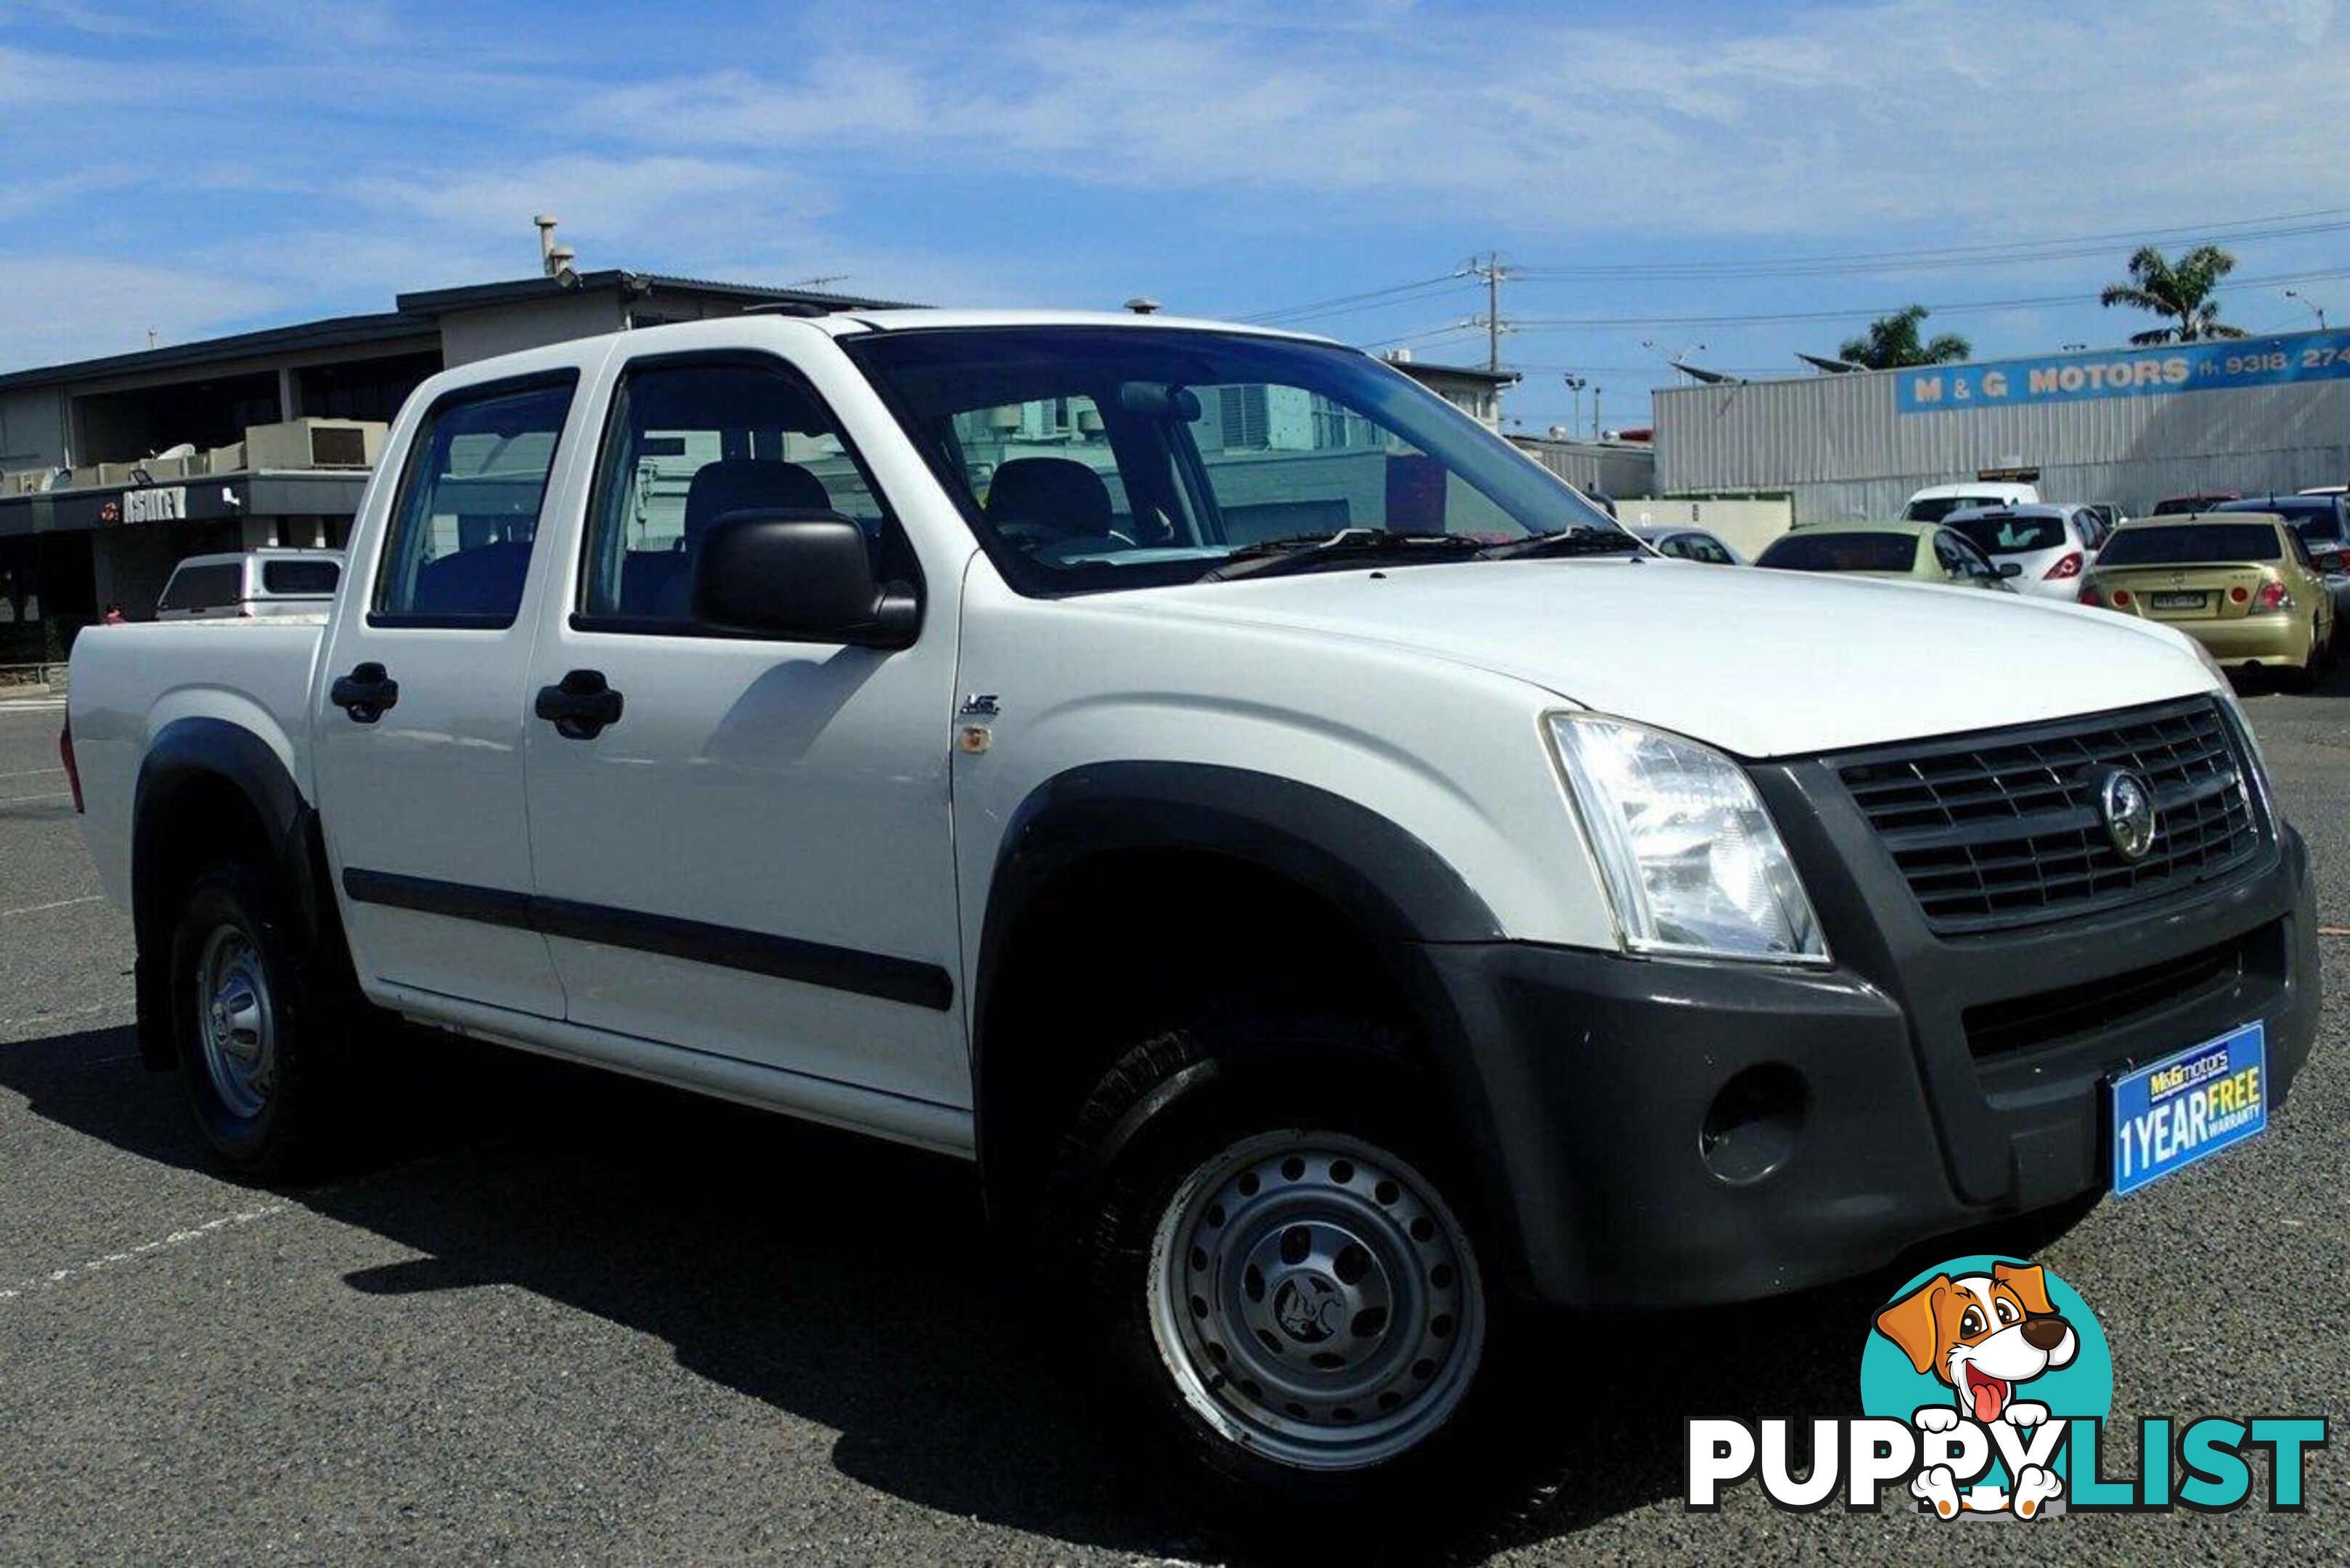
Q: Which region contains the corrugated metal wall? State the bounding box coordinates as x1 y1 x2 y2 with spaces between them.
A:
1655 369 2350 523
1510 436 1656 498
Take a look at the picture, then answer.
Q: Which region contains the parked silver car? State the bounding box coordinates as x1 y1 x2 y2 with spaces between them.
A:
155 550 344 621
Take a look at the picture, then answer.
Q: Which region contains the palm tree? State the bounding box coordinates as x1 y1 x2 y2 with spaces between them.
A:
2099 245 2246 344
1835 306 1972 369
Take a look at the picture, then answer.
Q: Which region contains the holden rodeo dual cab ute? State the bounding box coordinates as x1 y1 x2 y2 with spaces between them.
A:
65 311 2319 1522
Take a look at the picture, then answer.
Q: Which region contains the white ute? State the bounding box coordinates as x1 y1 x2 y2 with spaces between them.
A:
64 311 2320 1528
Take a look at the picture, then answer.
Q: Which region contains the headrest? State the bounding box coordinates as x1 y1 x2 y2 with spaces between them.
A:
985 457 1113 539
682 460 832 545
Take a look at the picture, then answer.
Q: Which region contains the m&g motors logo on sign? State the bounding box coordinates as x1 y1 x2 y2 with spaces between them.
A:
1685 1256 2325 1518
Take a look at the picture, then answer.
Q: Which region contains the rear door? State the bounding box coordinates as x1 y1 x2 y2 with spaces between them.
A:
518 340 970 1107
314 362 597 1017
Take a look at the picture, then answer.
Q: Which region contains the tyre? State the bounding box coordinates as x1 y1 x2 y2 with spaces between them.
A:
2277 626 2321 692
1048 1020 1522 1539
166 862 361 1180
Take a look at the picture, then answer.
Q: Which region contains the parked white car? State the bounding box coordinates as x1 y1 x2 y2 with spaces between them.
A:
62 311 2319 1528
1942 503 2104 600
1901 479 2040 523
1631 524 1745 564
155 550 344 621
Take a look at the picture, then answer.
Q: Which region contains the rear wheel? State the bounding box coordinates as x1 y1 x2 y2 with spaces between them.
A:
167 862 362 1180
1049 1021 1520 1539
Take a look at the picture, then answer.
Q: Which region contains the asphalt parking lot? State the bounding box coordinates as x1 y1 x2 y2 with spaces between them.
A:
0 676 2342 1564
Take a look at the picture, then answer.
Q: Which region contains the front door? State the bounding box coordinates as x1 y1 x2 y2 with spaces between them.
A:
314 368 590 1017
519 347 968 1107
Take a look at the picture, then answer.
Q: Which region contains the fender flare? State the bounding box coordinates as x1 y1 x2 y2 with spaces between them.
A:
129 718 335 1067
971 760 1509 1226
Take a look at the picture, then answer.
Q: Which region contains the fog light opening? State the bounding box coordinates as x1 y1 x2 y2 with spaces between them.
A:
1700 1063 1807 1185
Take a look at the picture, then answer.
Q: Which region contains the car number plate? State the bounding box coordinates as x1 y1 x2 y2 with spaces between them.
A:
2110 1021 2267 1195
2150 590 2208 610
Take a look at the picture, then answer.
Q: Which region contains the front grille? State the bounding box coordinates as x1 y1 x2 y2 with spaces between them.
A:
1836 698 2262 934
1962 921 2274 1058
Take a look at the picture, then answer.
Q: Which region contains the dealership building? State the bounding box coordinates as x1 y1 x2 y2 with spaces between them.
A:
0 270 905 656
1654 327 2350 525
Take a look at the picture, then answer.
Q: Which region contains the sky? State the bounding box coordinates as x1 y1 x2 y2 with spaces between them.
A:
5 0 2350 433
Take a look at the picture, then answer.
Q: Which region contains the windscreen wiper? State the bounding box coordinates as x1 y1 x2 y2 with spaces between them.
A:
1477 526 1649 560
1203 528 1490 581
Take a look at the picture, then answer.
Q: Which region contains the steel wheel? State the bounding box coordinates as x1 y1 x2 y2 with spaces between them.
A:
194 923 275 1122
1146 1130 1486 1472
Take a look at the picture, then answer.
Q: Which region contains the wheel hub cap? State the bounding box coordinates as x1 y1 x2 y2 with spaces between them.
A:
1148 1130 1485 1472
195 925 274 1121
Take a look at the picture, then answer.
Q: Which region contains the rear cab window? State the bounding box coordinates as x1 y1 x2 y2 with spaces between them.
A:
371 374 577 627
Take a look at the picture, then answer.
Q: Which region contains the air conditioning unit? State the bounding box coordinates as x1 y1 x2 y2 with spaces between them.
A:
2 469 46 496
97 460 143 488
242 417 386 471
208 442 246 475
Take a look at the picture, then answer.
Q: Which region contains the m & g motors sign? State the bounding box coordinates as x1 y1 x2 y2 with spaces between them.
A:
1896 329 2350 414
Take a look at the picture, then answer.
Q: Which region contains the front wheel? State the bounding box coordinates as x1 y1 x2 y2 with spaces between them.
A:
1050 1025 1519 1536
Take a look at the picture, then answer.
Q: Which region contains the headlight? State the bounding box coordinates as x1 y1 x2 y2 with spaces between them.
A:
1547 714 1829 965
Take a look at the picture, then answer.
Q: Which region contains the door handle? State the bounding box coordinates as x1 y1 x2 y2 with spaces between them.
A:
534 669 624 740
329 661 399 724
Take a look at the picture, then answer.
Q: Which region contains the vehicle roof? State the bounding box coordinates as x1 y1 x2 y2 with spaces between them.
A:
808 308 1340 345
168 548 346 566
1941 502 2076 521
1907 481 2034 498
1785 520 1942 537
2120 510 2286 527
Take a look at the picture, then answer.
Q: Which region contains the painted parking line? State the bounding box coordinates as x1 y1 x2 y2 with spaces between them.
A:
0 1205 287 1302
0 895 101 918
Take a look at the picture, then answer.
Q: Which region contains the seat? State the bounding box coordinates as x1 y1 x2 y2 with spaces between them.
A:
641 459 833 618
412 535 533 618
984 457 1115 543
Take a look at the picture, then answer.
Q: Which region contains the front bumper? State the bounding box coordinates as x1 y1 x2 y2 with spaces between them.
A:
1427 812 2320 1311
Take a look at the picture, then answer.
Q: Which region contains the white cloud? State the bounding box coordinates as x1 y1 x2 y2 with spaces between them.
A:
572 0 2350 237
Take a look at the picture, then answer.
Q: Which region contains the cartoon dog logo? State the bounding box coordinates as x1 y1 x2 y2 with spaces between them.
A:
1873 1261 2078 1519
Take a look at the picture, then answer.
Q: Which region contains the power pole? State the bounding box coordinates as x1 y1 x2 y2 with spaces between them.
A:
1462 251 1511 372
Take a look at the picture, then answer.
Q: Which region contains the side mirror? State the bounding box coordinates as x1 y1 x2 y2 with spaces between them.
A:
2319 550 2347 574
1995 560 2023 578
691 510 919 648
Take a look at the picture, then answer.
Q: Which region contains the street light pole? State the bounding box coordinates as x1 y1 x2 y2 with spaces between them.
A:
1563 374 1587 436
2286 288 2327 330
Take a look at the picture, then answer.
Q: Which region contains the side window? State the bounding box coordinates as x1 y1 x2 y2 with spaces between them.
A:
579 359 908 626
372 376 575 626
261 559 340 596
1931 531 1969 578
1682 534 1734 565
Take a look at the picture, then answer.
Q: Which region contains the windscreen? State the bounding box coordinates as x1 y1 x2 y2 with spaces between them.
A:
844 326 1625 595
1757 531 1919 572
1904 494 2005 523
2097 523 2282 565
1949 514 2065 554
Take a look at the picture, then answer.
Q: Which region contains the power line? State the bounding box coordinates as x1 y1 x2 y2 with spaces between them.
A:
1500 264 2350 332
1241 273 1467 324
1509 207 2350 282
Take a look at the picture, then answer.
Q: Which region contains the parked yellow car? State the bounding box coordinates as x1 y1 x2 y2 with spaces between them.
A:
2081 513 2339 688
1753 520 2018 591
